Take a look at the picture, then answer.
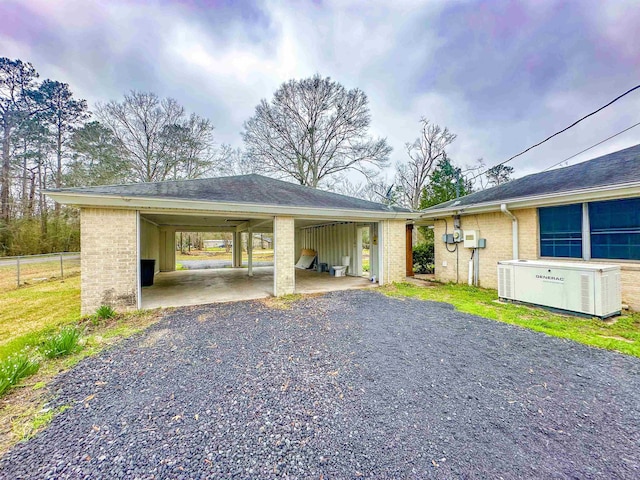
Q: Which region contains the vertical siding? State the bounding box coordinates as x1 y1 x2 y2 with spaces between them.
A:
140 218 160 273
158 228 176 272
297 222 363 276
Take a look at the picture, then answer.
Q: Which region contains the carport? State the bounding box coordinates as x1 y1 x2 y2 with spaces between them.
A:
46 174 417 314
138 211 275 308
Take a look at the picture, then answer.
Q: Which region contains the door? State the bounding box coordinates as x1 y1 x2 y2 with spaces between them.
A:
406 224 414 276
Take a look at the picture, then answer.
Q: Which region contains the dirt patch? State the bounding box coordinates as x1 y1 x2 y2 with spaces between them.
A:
137 329 171 348
599 335 634 344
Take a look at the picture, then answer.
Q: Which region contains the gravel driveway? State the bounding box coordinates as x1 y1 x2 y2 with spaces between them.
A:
2 290 639 478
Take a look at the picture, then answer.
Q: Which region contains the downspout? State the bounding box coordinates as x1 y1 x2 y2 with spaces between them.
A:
500 204 519 260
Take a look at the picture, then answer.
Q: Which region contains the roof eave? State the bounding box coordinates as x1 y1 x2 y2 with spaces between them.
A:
420 181 640 219
45 191 420 220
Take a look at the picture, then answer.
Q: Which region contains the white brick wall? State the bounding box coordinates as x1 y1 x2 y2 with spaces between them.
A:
380 219 407 284
274 216 295 296
81 208 138 315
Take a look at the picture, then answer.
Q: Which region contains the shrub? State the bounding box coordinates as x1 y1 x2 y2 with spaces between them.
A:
413 242 435 274
95 305 116 320
43 327 81 359
0 354 40 395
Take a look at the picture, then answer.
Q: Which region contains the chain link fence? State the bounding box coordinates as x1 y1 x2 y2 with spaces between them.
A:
0 252 80 291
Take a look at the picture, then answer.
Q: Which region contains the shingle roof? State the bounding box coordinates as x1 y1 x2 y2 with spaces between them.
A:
49 174 410 213
425 143 640 211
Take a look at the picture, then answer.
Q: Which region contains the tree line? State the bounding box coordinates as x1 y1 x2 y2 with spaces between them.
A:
0 58 225 255
1 59 513 256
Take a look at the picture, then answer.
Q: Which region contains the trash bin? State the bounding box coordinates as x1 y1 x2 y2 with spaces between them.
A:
141 259 156 287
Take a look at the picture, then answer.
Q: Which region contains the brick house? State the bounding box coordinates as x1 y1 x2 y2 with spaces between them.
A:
420 144 640 310
47 174 417 314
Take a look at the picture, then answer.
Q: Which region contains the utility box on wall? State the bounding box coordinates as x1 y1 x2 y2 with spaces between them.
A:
497 260 621 318
463 230 479 248
442 230 463 244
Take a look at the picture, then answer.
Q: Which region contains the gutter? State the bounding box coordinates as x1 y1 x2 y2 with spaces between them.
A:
500 204 519 259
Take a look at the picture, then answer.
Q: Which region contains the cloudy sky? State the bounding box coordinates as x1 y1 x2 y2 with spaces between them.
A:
2 0 640 182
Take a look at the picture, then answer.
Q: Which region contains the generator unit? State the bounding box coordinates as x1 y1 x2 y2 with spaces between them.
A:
497 260 621 318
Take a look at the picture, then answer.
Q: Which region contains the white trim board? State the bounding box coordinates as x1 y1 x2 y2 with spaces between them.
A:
420 182 640 219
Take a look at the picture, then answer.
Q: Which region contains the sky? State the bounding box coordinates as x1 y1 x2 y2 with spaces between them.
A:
2 0 640 184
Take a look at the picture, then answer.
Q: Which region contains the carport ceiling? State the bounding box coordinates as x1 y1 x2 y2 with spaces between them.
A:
294 219 370 228
141 213 273 231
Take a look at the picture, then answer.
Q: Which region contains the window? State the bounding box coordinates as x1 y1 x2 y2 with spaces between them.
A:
589 198 640 260
539 204 583 258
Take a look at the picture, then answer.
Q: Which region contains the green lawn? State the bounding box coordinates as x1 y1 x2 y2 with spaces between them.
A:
383 282 640 358
0 276 81 359
0 275 162 364
0 259 81 292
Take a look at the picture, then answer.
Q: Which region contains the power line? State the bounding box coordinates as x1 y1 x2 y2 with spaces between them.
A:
541 120 640 172
470 83 640 180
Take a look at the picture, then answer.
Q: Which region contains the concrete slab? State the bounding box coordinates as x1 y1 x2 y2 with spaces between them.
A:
142 267 273 309
142 267 376 309
294 268 376 294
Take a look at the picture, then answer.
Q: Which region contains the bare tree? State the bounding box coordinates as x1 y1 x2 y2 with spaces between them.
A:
331 177 398 205
161 114 217 180
97 91 183 182
215 144 260 177
97 91 217 182
463 158 487 192
395 118 456 210
242 74 391 188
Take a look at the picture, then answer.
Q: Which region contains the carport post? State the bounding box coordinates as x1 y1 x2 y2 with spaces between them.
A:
232 231 242 267
247 227 253 277
273 216 295 296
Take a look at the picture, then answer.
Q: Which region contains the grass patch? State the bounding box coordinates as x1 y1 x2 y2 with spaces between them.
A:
260 293 304 310
29 405 71 434
0 276 81 359
95 305 116 320
42 327 81 359
0 355 40 395
12 404 72 442
383 282 640 358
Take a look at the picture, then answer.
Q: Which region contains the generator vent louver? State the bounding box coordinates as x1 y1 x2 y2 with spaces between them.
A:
498 266 513 299
497 260 621 318
581 274 591 313
601 272 622 315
